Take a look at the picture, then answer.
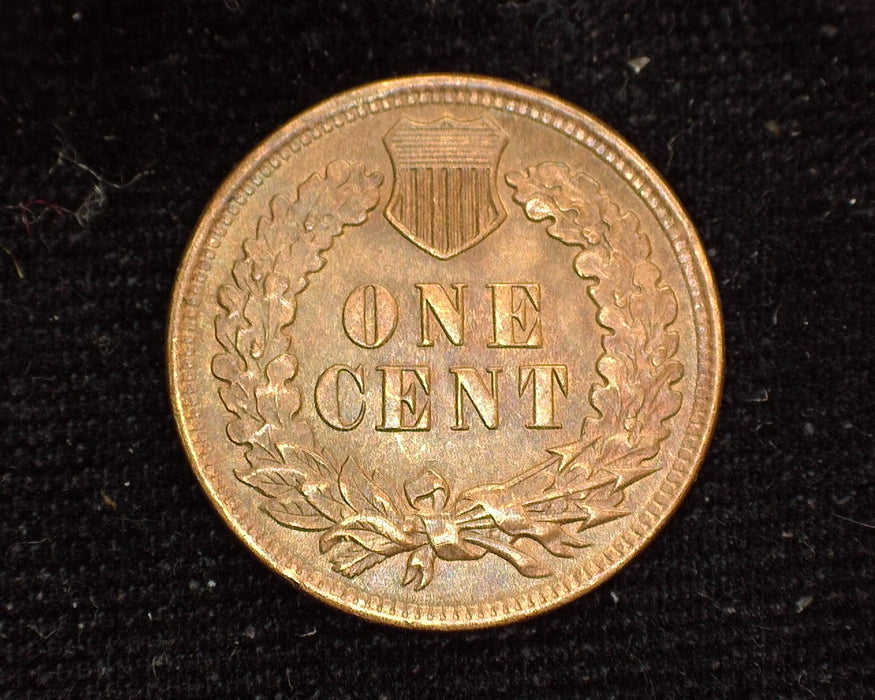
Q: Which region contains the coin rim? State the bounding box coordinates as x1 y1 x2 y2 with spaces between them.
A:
167 74 724 630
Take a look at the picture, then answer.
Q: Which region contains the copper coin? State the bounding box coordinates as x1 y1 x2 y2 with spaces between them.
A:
168 75 723 629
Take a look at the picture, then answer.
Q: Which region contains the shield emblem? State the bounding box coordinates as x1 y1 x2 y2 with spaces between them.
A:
383 116 509 259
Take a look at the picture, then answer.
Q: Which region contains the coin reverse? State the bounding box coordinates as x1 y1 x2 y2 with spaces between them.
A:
168 75 723 629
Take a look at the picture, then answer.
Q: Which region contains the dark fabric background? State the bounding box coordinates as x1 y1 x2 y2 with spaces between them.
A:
1 1 872 697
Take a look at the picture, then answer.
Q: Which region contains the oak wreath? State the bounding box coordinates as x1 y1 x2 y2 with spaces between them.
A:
212 158 682 590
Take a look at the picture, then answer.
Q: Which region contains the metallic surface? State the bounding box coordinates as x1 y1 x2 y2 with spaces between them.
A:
167 75 723 629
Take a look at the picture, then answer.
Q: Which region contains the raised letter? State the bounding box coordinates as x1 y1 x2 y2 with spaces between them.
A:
488 283 542 348
342 284 398 348
449 367 502 430
519 364 568 429
376 366 431 431
416 283 466 347
315 364 366 430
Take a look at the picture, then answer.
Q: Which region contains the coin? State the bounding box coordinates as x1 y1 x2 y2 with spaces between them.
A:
168 75 723 629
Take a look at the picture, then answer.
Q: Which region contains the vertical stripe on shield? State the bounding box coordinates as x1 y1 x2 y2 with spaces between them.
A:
391 166 500 258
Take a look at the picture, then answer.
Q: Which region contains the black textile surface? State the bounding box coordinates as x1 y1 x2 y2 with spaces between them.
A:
2 1 872 697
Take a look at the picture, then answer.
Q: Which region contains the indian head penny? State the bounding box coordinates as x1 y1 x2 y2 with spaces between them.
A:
168 75 723 629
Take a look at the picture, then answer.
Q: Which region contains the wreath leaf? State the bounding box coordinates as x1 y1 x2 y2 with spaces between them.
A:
338 456 400 521
263 499 334 532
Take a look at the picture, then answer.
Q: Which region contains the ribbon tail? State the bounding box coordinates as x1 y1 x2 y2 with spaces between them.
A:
402 546 436 591
463 534 552 579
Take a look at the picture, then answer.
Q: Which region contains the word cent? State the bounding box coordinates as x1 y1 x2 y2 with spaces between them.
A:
316 282 568 433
